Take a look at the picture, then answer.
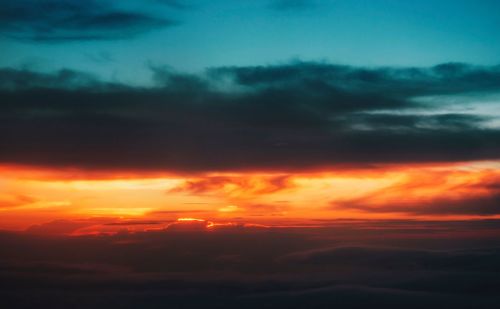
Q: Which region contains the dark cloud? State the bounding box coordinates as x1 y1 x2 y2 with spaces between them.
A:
2 284 499 309
2 220 500 308
213 62 500 96
0 62 500 172
0 68 108 90
0 0 176 41
281 245 500 272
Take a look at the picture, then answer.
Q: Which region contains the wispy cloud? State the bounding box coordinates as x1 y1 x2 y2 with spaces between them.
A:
332 170 500 216
0 0 177 41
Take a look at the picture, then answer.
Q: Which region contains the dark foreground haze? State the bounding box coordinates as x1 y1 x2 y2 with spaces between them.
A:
2 219 500 309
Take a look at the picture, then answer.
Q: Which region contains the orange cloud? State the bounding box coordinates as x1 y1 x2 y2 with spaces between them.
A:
169 175 295 197
0 194 37 209
330 167 500 217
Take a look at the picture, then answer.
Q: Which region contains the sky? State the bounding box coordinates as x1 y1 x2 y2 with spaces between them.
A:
1 1 500 308
2 0 500 84
1 0 500 229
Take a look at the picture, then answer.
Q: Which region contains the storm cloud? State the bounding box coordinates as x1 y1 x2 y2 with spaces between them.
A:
1 62 500 172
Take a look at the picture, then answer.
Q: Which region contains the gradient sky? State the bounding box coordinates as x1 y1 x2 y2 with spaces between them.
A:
2 0 500 85
3 2 500 308
1 0 500 232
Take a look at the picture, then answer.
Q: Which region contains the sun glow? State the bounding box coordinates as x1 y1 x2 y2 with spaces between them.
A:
218 205 240 212
1 162 500 233
176 218 206 222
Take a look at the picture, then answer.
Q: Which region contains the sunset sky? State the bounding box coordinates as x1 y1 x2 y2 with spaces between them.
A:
2 5 500 232
1 161 500 232
1 1 500 308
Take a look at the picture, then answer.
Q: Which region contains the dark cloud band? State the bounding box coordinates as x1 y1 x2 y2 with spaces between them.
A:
0 62 499 172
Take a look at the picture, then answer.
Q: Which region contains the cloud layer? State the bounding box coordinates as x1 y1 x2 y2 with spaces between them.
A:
2 220 500 308
0 62 500 172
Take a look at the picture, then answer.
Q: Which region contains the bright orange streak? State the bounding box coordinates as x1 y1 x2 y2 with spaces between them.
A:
1 161 500 233
177 218 206 222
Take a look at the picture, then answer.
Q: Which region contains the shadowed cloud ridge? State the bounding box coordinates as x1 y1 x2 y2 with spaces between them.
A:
0 62 499 171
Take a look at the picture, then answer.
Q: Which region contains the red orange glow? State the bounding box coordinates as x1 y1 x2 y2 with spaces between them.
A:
176 218 206 222
1 161 499 234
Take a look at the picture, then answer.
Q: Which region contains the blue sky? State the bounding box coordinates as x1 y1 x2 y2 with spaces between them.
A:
1 0 500 85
